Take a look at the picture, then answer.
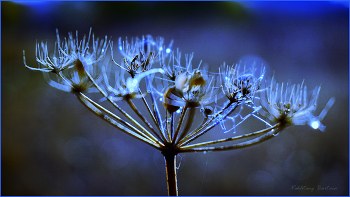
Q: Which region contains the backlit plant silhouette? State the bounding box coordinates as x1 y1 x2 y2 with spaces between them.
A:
23 28 335 196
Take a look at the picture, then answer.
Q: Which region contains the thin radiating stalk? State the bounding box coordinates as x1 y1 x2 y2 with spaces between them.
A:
175 107 196 145
177 116 208 145
146 76 167 141
176 101 234 146
77 93 161 149
114 101 163 144
79 93 161 146
181 123 280 149
172 104 188 143
84 70 164 146
179 102 238 146
178 124 284 153
166 111 172 143
138 88 167 142
170 112 175 141
126 98 164 144
138 88 157 123
177 115 209 146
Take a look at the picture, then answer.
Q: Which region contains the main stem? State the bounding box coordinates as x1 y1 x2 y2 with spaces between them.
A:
164 153 178 196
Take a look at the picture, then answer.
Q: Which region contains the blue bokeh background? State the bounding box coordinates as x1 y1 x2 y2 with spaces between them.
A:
2 1 349 195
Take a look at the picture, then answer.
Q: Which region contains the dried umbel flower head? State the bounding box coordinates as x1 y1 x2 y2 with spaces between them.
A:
24 28 109 94
114 35 173 76
23 33 75 74
24 29 336 196
118 35 173 62
221 62 265 104
62 28 110 67
161 49 184 82
260 76 335 131
99 64 149 102
42 56 101 94
162 56 222 109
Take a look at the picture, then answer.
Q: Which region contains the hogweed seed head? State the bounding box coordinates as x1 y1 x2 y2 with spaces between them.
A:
161 48 184 82
221 62 265 104
259 76 334 131
162 55 222 109
23 39 75 74
24 29 336 196
25 28 109 94
62 28 110 69
42 57 101 94
118 35 173 66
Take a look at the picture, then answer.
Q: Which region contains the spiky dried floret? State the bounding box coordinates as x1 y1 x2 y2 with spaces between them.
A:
220 62 265 104
259 76 334 131
114 35 173 76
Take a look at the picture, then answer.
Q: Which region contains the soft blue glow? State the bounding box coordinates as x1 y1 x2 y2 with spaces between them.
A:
166 48 171 53
126 77 139 92
84 58 93 66
310 120 320 129
126 68 165 92
308 118 325 132
118 46 122 51
159 46 163 51
14 1 57 17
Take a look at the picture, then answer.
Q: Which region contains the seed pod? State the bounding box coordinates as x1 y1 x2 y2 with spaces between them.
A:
163 86 182 113
175 72 188 91
189 71 206 87
75 59 85 79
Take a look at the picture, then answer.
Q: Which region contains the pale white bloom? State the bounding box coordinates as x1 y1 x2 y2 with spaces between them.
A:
24 28 109 75
117 35 173 64
42 58 101 94
23 33 75 74
60 28 109 70
163 68 222 109
220 62 265 104
99 65 145 102
113 35 173 77
161 48 184 82
31 28 109 94
260 77 335 131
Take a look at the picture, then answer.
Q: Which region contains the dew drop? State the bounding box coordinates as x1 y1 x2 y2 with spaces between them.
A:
311 120 320 129
203 151 206 154
176 108 181 114
273 132 279 137
166 48 171 53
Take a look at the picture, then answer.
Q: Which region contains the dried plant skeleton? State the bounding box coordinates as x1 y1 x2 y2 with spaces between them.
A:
24 29 335 196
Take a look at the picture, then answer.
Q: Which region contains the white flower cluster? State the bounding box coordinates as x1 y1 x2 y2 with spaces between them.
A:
23 28 335 152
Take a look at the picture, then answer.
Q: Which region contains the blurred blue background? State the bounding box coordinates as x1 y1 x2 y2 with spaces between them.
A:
2 1 349 195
